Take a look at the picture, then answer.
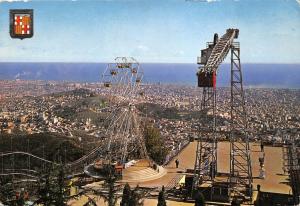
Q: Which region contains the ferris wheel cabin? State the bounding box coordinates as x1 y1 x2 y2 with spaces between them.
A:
104 82 112 87
132 68 137 74
117 63 131 68
110 69 117 75
136 78 141 83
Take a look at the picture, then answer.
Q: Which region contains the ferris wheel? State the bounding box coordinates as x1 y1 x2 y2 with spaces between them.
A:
99 57 148 165
102 57 144 101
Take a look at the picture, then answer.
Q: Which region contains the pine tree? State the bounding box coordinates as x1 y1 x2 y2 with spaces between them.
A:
120 183 131 206
90 165 120 206
0 176 14 203
129 185 144 206
55 166 66 205
104 165 118 206
194 189 205 206
15 192 25 206
35 165 70 205
107 177 118 206
157 186 167 206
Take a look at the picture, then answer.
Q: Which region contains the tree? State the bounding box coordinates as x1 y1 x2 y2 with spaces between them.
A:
35 165 70 206
100 165 119 206
129 185 144 206
107 175 118 206
87 165 120 206
231 198 241 206
55 166 66 205
194 189 205 206
0 176 14 203
15 190 25 206
157 186 167 206
120 183 131 206
143 124 168 165
36 173 51 205
120 183 146 206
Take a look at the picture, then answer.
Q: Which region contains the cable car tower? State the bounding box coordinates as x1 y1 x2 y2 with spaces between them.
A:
193 29 252 200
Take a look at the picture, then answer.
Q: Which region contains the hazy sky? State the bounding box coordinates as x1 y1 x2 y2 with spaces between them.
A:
0 0 299 63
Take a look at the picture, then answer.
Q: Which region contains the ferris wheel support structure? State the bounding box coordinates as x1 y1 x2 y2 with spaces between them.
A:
101 57 148 165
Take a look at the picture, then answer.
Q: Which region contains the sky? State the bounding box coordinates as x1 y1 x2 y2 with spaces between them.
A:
0 0 299 63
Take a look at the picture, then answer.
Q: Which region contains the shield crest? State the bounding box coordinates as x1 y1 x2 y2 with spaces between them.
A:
10 9 34 39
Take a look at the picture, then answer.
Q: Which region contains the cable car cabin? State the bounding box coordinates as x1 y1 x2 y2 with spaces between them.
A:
132 68 137 74
197 70 216 88
110 70 117 75
104 82 112 87
136 78 141 83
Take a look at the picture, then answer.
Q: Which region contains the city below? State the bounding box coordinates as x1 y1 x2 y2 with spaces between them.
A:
0 80 299 142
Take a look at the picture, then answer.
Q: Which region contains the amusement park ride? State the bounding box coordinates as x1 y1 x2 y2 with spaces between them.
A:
82 57 148 177
0 57 148 182
102 57 144 100
99 57 148 168
192 28 253 200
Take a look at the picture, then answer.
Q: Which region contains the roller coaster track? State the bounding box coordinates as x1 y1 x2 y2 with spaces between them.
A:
0 151 59 165
0 172 39 180
66 142 108 168
0 137 110 176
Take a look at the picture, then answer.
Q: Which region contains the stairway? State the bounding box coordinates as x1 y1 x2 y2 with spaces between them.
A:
121 165 166 183
165 174 185 190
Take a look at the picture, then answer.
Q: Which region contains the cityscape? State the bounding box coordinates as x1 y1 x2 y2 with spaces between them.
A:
0 81 299 144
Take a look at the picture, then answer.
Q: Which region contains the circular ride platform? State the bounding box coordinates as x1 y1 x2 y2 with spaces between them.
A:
84 159 167 183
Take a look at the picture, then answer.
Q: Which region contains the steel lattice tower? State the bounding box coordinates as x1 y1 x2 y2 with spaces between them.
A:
192 86 217 192
194 29 252 200
282 134 300 205
229 43 252 199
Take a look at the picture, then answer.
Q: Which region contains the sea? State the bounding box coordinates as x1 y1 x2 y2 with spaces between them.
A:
0 62 299 88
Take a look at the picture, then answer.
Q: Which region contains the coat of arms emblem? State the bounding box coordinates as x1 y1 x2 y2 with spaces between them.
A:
10 9 34 39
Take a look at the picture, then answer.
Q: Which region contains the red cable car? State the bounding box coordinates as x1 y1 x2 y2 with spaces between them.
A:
197 70 216 88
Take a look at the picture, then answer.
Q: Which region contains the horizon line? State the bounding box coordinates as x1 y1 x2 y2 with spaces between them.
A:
0 61 300 65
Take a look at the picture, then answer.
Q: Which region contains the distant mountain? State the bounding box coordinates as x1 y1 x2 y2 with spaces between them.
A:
0 62 299 88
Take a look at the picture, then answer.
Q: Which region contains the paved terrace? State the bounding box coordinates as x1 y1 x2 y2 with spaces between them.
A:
139 141 291 194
